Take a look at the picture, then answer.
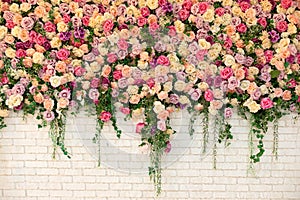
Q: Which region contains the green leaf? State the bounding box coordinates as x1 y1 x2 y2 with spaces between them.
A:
270 70 280 78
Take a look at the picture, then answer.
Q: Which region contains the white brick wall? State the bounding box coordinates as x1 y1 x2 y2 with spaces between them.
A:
0 112 300 200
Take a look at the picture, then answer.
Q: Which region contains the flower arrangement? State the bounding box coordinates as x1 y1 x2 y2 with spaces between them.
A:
0 0 299 195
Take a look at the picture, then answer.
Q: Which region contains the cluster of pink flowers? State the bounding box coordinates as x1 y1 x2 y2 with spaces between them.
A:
0 0 299 159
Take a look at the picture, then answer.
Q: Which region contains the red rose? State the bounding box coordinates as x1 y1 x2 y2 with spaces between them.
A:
35 35 46 45
281 0 292 9
62 14 71 23
215 7 225 16
221 67 233 79
16 49 26 58
137 17 147 27
182 0 193 10
147 78 155 89
140 7 150 17
6 20 15 29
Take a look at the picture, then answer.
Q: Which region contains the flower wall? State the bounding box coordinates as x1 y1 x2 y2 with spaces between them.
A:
0 0 299 195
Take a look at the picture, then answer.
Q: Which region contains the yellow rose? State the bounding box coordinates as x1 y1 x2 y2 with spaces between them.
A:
232 6 243 17
0 109 9 117
203 9 215 22
179 95 190 105
50 0 60 5
9 3 19 13
0 26 8 40
246 17 257 26
32 52 44 64
11 26 21 38
198 38 211 50
224 55 236 66
248 67 259 76
247 100 261 113
50 37 62 49
174 20 185 33
139 0 147 7
174 81 186 92
57 22 68 32
72 48 84 57
147 0 158 10
72 7 82 17
261 0 272 12
222 0 233 7
5 48 16 59
20 3 31 12
6 94 23 109
61 0 71 3
287 24 297 35
198 82 209 91
222 14 231 26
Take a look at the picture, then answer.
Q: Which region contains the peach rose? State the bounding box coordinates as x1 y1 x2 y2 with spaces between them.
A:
43 99 54 110
101 65 111 77
33 93 44 104
34 6 46 18
58 98 69 108
282 90 292 101
18 29 29 42
55 61 67 73
273 88 283 97
23 58 32 68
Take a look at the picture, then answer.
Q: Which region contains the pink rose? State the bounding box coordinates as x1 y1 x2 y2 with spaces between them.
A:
204 89 214 102
165 141 171 153
140 7 150 17
276 21 288 33
103 19 114 32
137 17 147 27
258 18 267 28
35 35 46 45
56 48 70 60
236 23 247 33
82 16 89 26
157 120 166 131
168 26 177 37
215 7 225 16
29 31 38 42
260 97 273 109
6 20 15 29
90 78 100 88
198 2 209 14
106 53 118 63
224 107 233 118
149 23 160 32
264 50 273 62
287 79 297 88
156 55 170 66
147 78 155 89
224 37 232 49
179 9 190 21
281 0 293 9
1 74 9 84
120 107 130 115
157 110 169 121
113 70 122 80
136 122 145 133
220 67 233 79
74 66 86 77
117 39 128 50
189 88 201 101
16 49 26 58
44 22 56 32
239 1 251 12
182 0 193 10
63 14 71 23
99 111 111 122
21 17 34 30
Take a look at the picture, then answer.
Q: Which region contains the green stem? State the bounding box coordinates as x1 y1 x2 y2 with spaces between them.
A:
272 118 279 160
202 110 209 154
247 116 256 176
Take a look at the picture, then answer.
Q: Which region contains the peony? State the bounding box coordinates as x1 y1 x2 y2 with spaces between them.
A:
43 111 55 122
260 97 273 109
99 111 111 122
56 48 70 60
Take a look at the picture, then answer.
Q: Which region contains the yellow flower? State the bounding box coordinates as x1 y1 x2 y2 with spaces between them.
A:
260 0 272 12
262 39 271 49
0 109 9 118
203 9 215 22
32 52 44 64
75 8 83 18
248 67 259 76
245 8 256 19
6 94 23 109
0 26 8 40
247 100 261 113
11 26 21 38
174 20 185 33
232 6 243 17
9 3 19 13
287 23 297 34
198 39 211 50
20 3 31 12
50 37 62 49
246 17 257 26
138 0 147 7
57 22 68 32
222 0 233 7
72 48 84 57
5 47 16 59
147 0 158 10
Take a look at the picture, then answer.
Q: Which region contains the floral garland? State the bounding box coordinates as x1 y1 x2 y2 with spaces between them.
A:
0 0 299 195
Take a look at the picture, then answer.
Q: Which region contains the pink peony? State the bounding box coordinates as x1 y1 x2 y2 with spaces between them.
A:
136 122 145 133
281 0 293 9
198 2 209 14
260 97 273 109
44 22 56 32
157 120 166 131
113 70 122 80
140 7 150 17
236 23 247 33
99 111 112 122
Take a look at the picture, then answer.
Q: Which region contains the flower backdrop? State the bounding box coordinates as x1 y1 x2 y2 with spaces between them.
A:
0 0 299 195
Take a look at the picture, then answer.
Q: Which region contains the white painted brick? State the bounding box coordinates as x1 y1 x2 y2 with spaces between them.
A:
3 190 26 197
